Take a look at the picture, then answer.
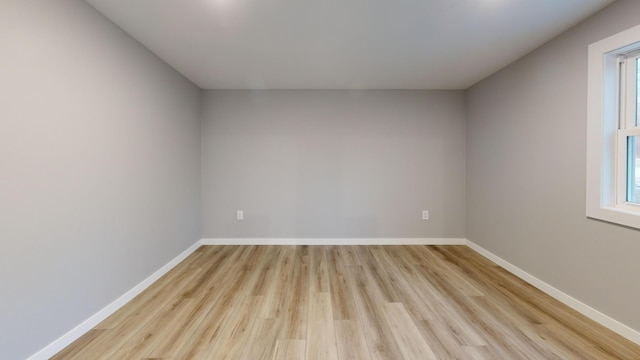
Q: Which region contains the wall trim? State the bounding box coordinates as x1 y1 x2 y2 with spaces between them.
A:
30 237 640 359
27 240 202 360
465 239 640 346
199 238 467 245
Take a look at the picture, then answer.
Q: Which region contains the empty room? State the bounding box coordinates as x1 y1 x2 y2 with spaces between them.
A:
3 0 640 359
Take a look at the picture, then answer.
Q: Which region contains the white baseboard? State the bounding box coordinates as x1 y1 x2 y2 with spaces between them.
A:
27 240 202 360
200 238 467 246
30 237 640 359
465 239 640 346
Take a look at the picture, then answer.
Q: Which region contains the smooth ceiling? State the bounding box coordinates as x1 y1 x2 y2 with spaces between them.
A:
86 0 614 89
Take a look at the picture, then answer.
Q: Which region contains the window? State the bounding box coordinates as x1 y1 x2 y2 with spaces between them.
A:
587 24 640 229
617 53 640 208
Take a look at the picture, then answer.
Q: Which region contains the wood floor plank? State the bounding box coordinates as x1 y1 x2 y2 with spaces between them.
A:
204 295 264 360
248 246 281 297
381 302 438 360
346 265 405 360
410 245 485 297
371 248 441 321
416 319 473 360
278 246 309 339
353 246 400 303
386 247 488 347
334 319 372 360
259 246 296 319
465 293 562 359
52 245 640 360
179 247 267 359
239 318 280 360
338 245 360 266
308 246 329 293
462 345 504 360
325 246 357 320
305 292 338 360
530 323 606 360
272 339 306 360
376 246 478 359
104 297 195 360
151 247 257 359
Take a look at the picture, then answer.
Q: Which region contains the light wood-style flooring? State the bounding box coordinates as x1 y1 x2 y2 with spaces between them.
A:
53 245 640 359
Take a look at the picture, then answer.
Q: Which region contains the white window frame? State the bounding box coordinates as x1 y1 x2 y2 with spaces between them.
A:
587 24 640 229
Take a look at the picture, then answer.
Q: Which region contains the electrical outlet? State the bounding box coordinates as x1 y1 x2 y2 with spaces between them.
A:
237 210 244 221
422 210 429 220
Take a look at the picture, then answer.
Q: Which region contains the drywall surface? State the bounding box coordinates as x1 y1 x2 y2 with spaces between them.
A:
0 1 201 358
201 90 466 238
466 0 640 332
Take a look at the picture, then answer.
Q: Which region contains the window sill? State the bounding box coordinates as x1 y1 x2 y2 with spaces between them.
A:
587 206 640 230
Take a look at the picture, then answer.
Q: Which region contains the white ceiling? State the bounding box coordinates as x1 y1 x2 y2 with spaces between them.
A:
86 0 614 90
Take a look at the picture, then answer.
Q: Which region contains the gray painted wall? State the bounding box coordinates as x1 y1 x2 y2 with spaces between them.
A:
6 0 640 358
466 0 640 332
201 90 466 238
0 1 201 359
